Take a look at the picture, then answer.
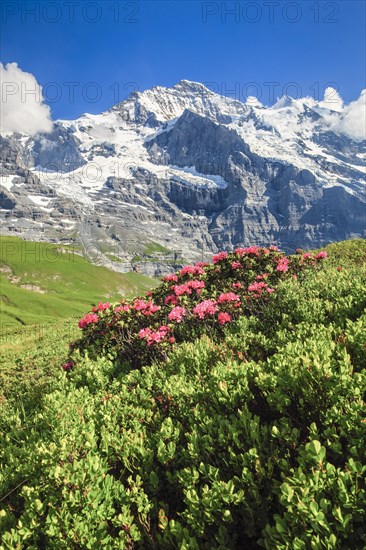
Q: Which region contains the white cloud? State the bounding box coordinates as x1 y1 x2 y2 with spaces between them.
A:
319 86 344 112
335 90 366 141
0 62 53 135
325 89 366 141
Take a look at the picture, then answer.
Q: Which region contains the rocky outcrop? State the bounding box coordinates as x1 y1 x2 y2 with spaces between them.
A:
27 123 86 172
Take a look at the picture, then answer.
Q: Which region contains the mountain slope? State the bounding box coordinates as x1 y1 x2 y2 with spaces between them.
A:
1 81 365 273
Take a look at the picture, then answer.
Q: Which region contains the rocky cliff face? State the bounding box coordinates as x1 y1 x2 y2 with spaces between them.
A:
1 80 365 274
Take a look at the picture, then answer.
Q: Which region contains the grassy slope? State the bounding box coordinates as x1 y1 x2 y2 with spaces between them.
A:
0 236 157 326
0 320 74 400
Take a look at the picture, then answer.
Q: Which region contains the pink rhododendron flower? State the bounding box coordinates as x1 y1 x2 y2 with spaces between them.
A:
179 265 205 276
78 313 99 329
193 299 218 319
188 280 205 291
141 303 161 316
139 327 152 339
195 261 209 268
218 312 232 325
139 325 171 345
315 251 328 259
93 302 110 312
235 246 259 256
98 302 111 311
231 261 242 269
165 294 178 306
247 281 275 296
276 258 290 272
247 281 267 292
174 283 192 296
218 292 240 303
269 245 279 251
61 360 74 371
133 300 160 315
133 299 149 311
302 253 313 260
146 326 170 346
232 282 242 289
163 274 178 283
256 273 269 281
147 333 162 345
212 251 228 263
168 306 186 323
115 304 130 313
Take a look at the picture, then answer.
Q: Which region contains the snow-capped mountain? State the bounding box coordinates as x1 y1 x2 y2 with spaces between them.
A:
1 80 365 273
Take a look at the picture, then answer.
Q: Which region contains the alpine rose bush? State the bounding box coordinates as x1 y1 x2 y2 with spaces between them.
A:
68 246 328 370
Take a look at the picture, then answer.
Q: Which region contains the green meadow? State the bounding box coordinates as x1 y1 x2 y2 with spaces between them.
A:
0 236 157 327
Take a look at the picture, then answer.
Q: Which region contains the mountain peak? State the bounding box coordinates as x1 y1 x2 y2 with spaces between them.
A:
245 96 263 108
173 80 211 93
111 79 246 126
271 95 319 112
272 95 298 109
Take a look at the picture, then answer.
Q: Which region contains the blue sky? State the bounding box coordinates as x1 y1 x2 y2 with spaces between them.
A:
1 0 365 119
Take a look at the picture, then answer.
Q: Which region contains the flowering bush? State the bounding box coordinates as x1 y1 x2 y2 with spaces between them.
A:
68 247 329 370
